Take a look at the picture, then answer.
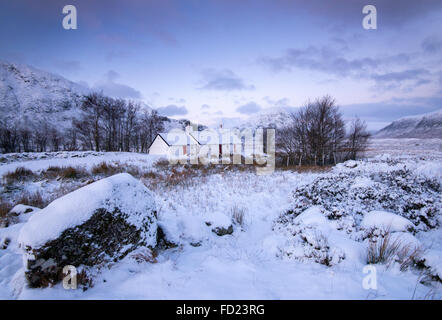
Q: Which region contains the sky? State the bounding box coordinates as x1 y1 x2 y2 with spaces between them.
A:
0 0 441 130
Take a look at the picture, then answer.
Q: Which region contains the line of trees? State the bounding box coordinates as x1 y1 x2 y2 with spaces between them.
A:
0 93 167 153
276 95 370 166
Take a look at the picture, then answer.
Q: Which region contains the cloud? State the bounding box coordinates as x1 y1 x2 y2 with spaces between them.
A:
236 102 262 114
259 44 437 91
370 69 431 91
201 104 211 110
372 69 430 83
263 96 292 108
422 36 442 54
259 45 396 77
53 59 81 73
93 70 142 99
199 69 255 91
156 104 188 116
341 96 442 122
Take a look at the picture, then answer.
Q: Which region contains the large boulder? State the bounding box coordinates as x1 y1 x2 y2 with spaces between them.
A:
18 173 157 288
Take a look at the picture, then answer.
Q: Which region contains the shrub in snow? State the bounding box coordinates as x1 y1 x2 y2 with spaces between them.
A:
18 173 157 288
278 168 440 231
275 207 346 266
277 225 346 267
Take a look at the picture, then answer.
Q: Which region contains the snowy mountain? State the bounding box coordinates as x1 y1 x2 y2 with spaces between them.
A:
0 60 193 133
0 60 89 129
375 109 442 138
241 107 293 129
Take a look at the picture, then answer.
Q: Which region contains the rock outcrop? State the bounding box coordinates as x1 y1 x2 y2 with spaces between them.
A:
18 173 157 288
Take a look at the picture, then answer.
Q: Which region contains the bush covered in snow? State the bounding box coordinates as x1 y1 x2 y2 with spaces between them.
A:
277 168 440 232
274 160 440 269
277 224 346 267
274 207 346 266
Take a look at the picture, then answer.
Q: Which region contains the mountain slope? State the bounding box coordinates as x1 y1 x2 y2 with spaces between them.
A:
241 107 293 129
0 61 195 133
375 109 442 138
0 61 89 129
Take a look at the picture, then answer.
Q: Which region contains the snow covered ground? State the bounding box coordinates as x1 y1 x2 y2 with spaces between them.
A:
0 139 441 299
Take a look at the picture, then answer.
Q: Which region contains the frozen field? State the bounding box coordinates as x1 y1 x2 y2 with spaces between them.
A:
0 139 441 299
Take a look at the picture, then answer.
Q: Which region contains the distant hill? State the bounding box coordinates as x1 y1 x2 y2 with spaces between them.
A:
375 109 442 139
0 60 90 129
0 60 192 132
241 107 293 129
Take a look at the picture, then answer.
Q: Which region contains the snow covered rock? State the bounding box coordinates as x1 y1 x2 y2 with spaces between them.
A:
361 211 414 233
18 173 157 288
343 160 358 168
293 206 328 226
0 205 40 228
205 212 234 236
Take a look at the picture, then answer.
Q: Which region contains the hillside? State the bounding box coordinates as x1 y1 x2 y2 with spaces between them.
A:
239 107 293 129
375 109 442 139
0 60 190 134
0 61 89 129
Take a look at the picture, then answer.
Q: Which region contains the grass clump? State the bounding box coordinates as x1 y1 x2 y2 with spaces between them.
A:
367 231 424 271
230 205 247 229
3 167 35 184
91 162 119 176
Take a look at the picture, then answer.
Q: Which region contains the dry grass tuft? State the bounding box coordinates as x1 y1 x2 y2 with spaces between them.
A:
91 161 141 178
0 201 13 226
142 171 158 179
277 164 333 173
230 205 247 228
130 248 158 264
3 167 35 184
15 191 46 208
367 231 424 270
153 158 171 170
91 162 120 176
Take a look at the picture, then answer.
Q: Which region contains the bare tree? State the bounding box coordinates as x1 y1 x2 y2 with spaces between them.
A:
346 117 371 160
0 121 18 153
34 121 49 152
79 93 105 151
279 95 346 166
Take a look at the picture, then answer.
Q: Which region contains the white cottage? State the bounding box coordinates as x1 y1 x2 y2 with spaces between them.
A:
148 127 242 159
148 129 199 156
